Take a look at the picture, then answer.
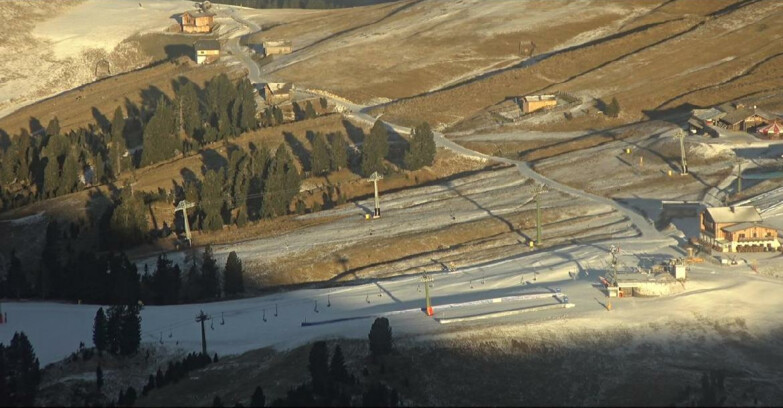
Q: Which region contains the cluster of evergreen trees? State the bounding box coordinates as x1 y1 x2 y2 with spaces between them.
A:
0 116 114 211
2 242 244 305
310 131 349 176
92 305 142 356
212 0 397 9
141 74 259 167
0 332 41 407
141 352 214 397
0 73 258 213
266 318 400 406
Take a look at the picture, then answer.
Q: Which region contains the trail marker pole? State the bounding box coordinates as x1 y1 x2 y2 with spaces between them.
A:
422 274 434 316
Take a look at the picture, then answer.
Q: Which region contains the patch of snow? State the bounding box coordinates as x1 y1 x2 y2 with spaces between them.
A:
0 211 46 226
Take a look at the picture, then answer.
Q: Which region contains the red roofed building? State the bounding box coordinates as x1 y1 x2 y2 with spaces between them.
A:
758 121 783 139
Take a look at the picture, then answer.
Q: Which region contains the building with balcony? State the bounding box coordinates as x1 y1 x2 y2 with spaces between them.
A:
699 205 780 253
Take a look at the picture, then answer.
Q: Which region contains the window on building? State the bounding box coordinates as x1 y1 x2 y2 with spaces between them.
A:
738 233 745 239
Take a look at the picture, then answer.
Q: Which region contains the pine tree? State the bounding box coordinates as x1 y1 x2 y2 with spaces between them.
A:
42 156 59 198
250 385 265 408
310 132 330 176
368 317 392 358
109 186 148 248
330 345 349 384
141 97 179 167
201 245 221 299
94 153 105 184
308 341 330 396
327 132 348 171
106 305 123 355
236 78 258 132
361 120 389 176
6 332 41 406
213 395 223 408
175 80 202 140
319 97 328 110
404 122 436 171
59 150 80 195
6 250 28 299
46 117 60 138
305 101 317 119
119 304 142 355
96 365 104 390
261 144 300 218
125 386 137 406
93 307 108 353
201 169 226 231
223 251 244 296
605 97 621 118
151 255 181 305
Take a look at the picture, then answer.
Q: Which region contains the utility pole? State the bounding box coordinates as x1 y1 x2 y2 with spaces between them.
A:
421 274 434 316
176 200 196 247
195 310 210 355
533 184 548 246
675 129 688 175
367 171 383 218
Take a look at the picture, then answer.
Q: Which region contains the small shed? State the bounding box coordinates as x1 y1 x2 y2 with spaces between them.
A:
194 39 220 64
521 95 557 114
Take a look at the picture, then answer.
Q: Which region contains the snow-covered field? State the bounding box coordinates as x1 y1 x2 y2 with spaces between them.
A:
8 227 782 369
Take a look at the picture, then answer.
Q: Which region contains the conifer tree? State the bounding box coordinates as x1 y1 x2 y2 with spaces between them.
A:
42 156 60 198
223 251 244 296
109 186 148 248
368 317 392 358
310 132 331 176
404 121 436 171
46 117 60 139
119 304 142 355
261 144 300 218
308 341 330 396
330 344 349 384
6 250 28 299
59 150 80 195
93 307 108 353
609 97 621 118
175 80 202 140
361 120 389 176
327 132 348 171
201 169 226 231
141 97 179 166
6 332 41 406
236 78 258 132
250 386 265 408
201 245 220 299
305 101 317 119
106 305 123 354
96 365 104 390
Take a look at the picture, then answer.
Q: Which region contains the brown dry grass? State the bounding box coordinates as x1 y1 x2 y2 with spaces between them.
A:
363 0 783 131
